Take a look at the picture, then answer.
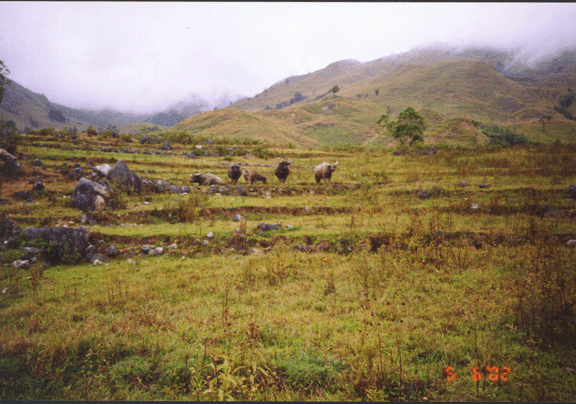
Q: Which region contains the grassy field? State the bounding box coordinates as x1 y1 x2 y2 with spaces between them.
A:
1 130 576 401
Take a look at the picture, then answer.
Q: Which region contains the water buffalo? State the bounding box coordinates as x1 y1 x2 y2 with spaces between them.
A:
314 162 338 185
227 163 242 185
275 161 292 185
243 169 267 185
189 172 226 186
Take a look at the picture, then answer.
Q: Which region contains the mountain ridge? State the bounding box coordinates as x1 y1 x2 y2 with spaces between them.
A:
2 45 575 146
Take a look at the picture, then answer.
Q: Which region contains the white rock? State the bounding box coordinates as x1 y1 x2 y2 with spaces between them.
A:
168 243 177 250
207 232 214 238
2 288 7 294
155 247 164 254
12 260 30 269
203 240 209 246
93 259 101 265
128 259 133 263
567 239 576 247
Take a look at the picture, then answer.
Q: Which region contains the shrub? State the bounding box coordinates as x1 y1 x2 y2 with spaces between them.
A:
120 134 132 142
86 125 97 136
252 144 269 159
38 127 56 137
0 119 22 154
103 125 119 138
175 192 210 222
59 126 78 136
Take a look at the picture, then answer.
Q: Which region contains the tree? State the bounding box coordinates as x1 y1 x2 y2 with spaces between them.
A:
0 60 11 104
331 85 340 94
376 106 426 146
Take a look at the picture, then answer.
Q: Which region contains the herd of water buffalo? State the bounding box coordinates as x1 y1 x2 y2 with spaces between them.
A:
189 161 339 187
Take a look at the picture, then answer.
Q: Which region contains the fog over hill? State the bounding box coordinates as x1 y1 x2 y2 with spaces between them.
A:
0 80 244 131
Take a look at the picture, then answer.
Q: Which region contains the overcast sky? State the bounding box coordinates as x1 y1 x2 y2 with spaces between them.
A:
1 2 576 114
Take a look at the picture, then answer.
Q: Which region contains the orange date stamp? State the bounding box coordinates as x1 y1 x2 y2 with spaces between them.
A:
445 366 511 381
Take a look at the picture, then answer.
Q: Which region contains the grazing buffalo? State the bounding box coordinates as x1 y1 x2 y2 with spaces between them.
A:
314 162 339 185
189 172 226 186
275 161 292 185
227 163 242 185
243 169 267 185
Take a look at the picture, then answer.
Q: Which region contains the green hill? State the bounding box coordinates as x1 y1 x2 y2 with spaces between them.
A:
228 46 576 146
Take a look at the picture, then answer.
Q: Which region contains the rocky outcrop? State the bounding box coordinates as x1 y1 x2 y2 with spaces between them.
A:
24 226 90 258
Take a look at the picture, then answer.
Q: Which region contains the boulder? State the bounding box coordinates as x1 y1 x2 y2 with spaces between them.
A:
22 246 42 256
235 185 247 196
12 190 31 200
67 165 85 180
93 164 111 177
32 181 45 193
162 142 172 151
81 213 97 225
140 134 159 144
106 246 118 257
12 260 30 269
71 178 111 211
293 244 312 252
256 222 282 232
0 212 22 241
0 148 23 175
24 226 90 258
86 251 107 264
30 159 46 169
107 160 142 193
155 180 171 192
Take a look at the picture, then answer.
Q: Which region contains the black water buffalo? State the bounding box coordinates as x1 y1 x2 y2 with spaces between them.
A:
227 163 242 185
275 161 292 185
